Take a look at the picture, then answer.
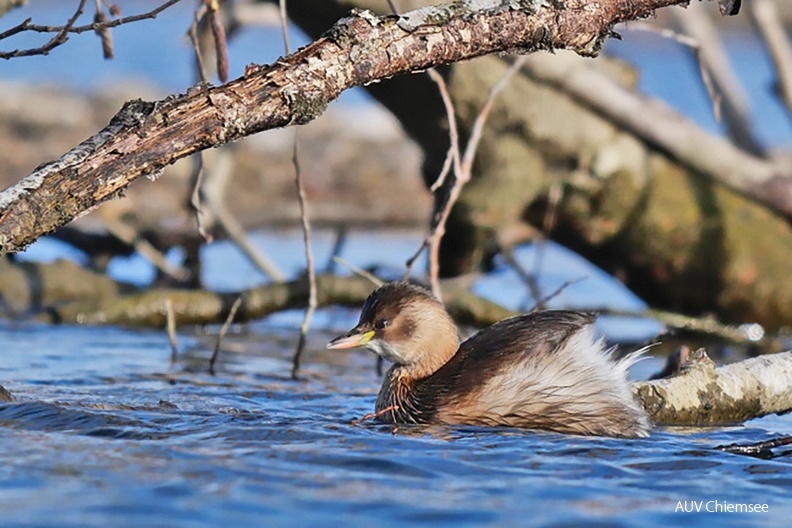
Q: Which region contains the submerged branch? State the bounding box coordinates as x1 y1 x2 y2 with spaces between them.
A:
47 274 513 328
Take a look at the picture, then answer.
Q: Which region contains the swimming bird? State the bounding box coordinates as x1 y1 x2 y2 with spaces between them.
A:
327 281 650 438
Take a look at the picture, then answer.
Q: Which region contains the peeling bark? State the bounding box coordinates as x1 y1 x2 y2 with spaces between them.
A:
634 347 792 426
0 0 690 254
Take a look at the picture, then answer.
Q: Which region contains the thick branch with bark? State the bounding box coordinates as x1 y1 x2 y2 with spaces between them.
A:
0 0 690 255
635 347 792 426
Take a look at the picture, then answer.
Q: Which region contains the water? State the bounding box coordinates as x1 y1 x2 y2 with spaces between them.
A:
4 230 792 527
3 3 792 525
1 321 791 527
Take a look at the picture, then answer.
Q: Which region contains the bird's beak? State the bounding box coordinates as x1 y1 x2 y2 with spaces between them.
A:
326 328 376 350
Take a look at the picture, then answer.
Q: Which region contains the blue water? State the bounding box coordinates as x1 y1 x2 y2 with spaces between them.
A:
3 2 792 526
5 230 792 527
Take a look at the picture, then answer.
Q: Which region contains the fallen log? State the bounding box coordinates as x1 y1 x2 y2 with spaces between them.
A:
634 347 792 426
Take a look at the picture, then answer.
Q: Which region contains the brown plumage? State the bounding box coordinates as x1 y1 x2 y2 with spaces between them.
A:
327 282 651 438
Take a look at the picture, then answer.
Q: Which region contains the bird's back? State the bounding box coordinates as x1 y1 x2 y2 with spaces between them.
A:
412 311 651 437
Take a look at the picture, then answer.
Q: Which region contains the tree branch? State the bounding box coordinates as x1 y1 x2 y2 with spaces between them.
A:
0 0 694 254
634 347 792 426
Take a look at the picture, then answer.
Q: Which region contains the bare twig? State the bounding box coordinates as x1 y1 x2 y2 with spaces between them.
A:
290 137 318 380
0 0 182 59
208 294 243 374
531 276 586 310
93 0 114 59
351 405 399 425
403 239 428 280
624 22 721 122
595 306 758 344
0 0 86 59
500 246 543 307
461 56 528 172
332 256 383 287
189 155 212 242
277 0 319 380
202 158 286 281
671 3 762 155
188 3 210 82
424 69 461 300
278 0 291 53
165 297 179 363
749 0 792 119
103 215 191 283
186 4 215 246
429 145 455 193
206 0 229 82
716 436 792 457
423 58 525 300
525 181 564 301
324 226 348 274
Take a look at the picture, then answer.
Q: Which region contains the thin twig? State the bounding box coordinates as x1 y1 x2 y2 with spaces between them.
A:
165 297 179 363
188 3 210 83
0 0 183 58
278 0 291 53
278 0 318 380
351 405 399 425
670 4 762 155
93 0 114 59
189 154 212 242
716 436 792 457
424 69 461 300
423 59 525 300
531 277 587 311
0 0 86 59
206 0 229 82
500 246 543 308
6 0 182 34
103 215 191 282
204 184 286 281
749 0 792 119
403 239 429 280
324 225 348 274
527 181 564 305
625 21 723 122
594 306 760 344
332 256 383 287
429 145 455 193
209 294 244 375
427 69 464 189
461 56 528 173
290 137 318 380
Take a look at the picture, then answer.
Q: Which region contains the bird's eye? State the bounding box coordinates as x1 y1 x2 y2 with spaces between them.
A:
375 319 389 330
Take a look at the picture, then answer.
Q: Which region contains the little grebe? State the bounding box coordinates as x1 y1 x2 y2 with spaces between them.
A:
327 282 650 438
